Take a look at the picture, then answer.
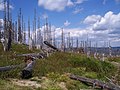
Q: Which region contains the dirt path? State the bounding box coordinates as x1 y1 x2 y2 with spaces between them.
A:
10 78 41 88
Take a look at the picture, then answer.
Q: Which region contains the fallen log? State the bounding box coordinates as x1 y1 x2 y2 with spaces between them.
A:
69 74 120 90
44 41 59 51
16 53 47 59
16 41 59 58
0 63 25 72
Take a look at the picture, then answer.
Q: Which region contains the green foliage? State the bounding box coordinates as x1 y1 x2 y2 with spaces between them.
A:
68 55 115 76
0 43 118 89
33 52 116 83
107 57 120 63
0 43 40 79
42 72 90 90
84 72 97 79
69 67 86 76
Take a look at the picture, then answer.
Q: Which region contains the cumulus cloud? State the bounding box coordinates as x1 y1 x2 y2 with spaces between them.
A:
72 8 83 14
57 11 120 46
92 11 120 31
38 0 87 11
46 11 120 47
82 11 120 46
36 23 119 46
83 11 120 33
64 20 71 26
83 15 101 25
38 0 69 12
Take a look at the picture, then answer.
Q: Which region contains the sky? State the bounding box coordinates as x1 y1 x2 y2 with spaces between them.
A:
0 0 120 47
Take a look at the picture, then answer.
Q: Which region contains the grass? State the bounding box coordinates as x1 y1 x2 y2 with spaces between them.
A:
34 52 116 79
0 43 40 66
107 57 120 63
0 42 40 78
0 79 34 90
0 43 119 89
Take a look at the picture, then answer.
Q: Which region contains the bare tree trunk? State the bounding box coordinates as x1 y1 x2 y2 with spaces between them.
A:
18 8 22 44
14 21 17 43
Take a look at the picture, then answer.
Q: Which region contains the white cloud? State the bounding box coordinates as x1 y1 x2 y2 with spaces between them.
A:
64 20 71 26
92 11 120 31
83 11 120 32
29 10 120 47
83 15 101 25
38 0 68 12
38 0 87 11
36 22 119 47
64 28 88 37
75 0 87 4
82 11 120 46
72 8 83 14
67 0 74 6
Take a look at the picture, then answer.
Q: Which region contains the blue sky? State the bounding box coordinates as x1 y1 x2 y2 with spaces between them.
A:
0 0 120 47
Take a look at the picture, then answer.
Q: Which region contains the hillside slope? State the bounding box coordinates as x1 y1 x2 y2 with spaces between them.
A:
0 43 119 89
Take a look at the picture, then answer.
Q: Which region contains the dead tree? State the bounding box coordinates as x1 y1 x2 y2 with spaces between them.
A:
34 8 36 46
14 21 17 42
3 0 7 51
12 22 14 42
43 23 46 41
61 28 65 51
32 20 35 45
22 15 24 43
28 18 30 44
49 23 52 44
3 0 12 51
71 37 73 50
37 16 43 49
76 37 78 49
45 18 49 42
23 23 26 44
7 17 12 51
68 32 71 50
70 74 120 90
28 18 33 50
53 29 56 46
18 8 22 44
